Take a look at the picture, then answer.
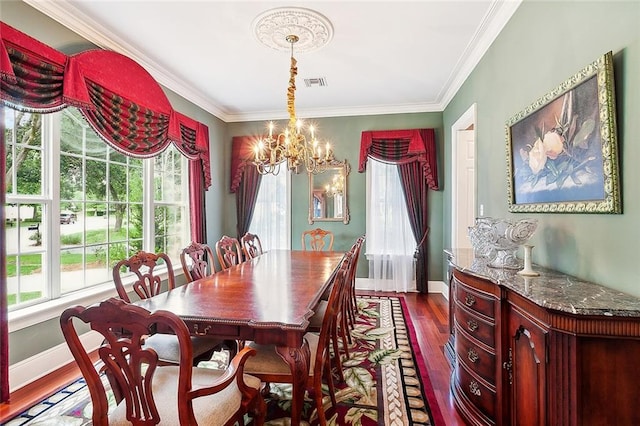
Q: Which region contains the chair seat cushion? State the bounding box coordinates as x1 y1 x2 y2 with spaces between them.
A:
109 366 260 425
308 300 328 332
144 334 221 363
244 333 319 376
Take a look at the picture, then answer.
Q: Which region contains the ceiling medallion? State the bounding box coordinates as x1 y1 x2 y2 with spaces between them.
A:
252 7 334 53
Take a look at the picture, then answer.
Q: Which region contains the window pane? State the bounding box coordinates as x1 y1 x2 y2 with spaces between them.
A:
85 131 107 160
248 170 289 250
7 253 46 307
5 205 47 306
86 159 107 201
128 164 143 203
153 145 188 260
60 109 84 155
60 154 83 203
16 148 42 195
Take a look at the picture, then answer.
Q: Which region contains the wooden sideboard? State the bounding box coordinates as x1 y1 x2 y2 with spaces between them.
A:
445 249 640 426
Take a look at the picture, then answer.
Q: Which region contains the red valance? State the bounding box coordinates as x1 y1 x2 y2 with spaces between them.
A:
0 21 67 112
230 135 261 193
0 21 211 188
359 128 439 190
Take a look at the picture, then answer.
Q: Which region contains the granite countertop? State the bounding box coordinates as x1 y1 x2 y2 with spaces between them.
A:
445 248 640 318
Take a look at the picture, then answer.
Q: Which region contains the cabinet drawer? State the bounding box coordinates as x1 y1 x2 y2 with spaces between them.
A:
454 280 495 319
454 306 495 348
455 361 496 420
455 327 496 385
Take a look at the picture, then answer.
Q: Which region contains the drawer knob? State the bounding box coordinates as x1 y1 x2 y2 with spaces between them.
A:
469 380 482 396
467 319 479 332
464 294 476 307
468 348 479 363
193 324 211 336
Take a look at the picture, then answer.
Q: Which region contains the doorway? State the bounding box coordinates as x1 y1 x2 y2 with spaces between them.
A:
451 104 477 249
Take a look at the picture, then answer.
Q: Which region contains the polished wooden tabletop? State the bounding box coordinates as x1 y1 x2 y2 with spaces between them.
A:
136 249 345 343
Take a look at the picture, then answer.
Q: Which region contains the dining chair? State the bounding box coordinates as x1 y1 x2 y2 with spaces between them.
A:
308 245 359 379
60 297 266 426
215 235 244 270
243 254 351 426
241 232 264 260
345 235 366 333
180 241 217 282
302 228 334 251
112 250 222 365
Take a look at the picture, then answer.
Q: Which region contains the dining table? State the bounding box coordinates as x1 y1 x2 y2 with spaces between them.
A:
135 249 345 426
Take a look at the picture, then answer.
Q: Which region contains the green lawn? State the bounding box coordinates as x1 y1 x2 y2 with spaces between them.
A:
7 291 42 305
6 226 137 276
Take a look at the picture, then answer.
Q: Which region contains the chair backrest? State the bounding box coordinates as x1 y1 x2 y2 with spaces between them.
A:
215 235 243 270
180 241 216 282
311 252 351 422
112 251 175 303
302 228 334 251
60 297 195 425
241 232 263 260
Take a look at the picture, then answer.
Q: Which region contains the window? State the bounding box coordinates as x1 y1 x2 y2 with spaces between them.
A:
3 107 190 311
248 170 290 250
366 159 416 292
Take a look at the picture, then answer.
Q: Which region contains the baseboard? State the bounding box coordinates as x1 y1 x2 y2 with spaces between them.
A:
9 331 102 392
356 278 446 296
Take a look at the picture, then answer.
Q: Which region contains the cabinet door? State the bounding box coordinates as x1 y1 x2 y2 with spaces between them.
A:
506 306 547 426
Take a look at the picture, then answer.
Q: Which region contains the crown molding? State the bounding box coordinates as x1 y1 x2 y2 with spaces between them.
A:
24 0 521 123
439 0 522 109
224 101 445 123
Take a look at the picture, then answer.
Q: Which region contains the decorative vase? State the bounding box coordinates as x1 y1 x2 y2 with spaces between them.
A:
468 217 538 269
518 244 539 276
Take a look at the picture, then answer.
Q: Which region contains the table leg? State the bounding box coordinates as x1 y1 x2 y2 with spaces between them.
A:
275 340 311 426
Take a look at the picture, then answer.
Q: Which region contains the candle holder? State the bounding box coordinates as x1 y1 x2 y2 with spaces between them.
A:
518 244 539 276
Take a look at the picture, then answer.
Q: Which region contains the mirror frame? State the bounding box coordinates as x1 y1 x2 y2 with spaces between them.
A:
308 159 350 224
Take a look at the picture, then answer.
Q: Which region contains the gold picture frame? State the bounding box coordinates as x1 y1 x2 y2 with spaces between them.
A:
506 51 620 213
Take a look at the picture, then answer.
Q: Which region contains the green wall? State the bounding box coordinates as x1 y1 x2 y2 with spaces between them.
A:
443 0 640 296
226 112 444 280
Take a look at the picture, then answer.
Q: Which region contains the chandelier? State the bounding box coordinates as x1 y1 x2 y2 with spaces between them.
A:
325 173 344 197
253 34 334 175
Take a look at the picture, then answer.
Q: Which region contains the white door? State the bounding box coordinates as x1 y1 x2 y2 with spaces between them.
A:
454 129 475 249
451 104 477 250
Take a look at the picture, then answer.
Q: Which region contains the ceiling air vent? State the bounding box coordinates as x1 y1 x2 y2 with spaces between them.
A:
304 77 327 88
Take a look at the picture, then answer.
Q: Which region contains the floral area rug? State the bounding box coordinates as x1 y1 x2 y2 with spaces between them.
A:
6 296 443 425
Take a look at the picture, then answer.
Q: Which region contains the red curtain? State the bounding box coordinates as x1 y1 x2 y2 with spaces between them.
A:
399 161 431 293
231 136 262 240
359 128 439 293
0 21 213 399
235 166 262 241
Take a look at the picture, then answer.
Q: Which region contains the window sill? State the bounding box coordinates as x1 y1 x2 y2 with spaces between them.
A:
8 267 181 333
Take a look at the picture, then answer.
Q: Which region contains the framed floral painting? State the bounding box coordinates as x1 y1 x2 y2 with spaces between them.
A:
506 51 621 213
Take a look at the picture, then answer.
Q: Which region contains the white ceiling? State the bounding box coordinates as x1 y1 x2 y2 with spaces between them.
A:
25 0 521 123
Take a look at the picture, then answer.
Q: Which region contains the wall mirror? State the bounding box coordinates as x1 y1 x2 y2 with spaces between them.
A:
308 159 350 224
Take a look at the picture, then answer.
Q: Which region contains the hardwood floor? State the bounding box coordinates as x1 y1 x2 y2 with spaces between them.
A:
0 292 466 425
